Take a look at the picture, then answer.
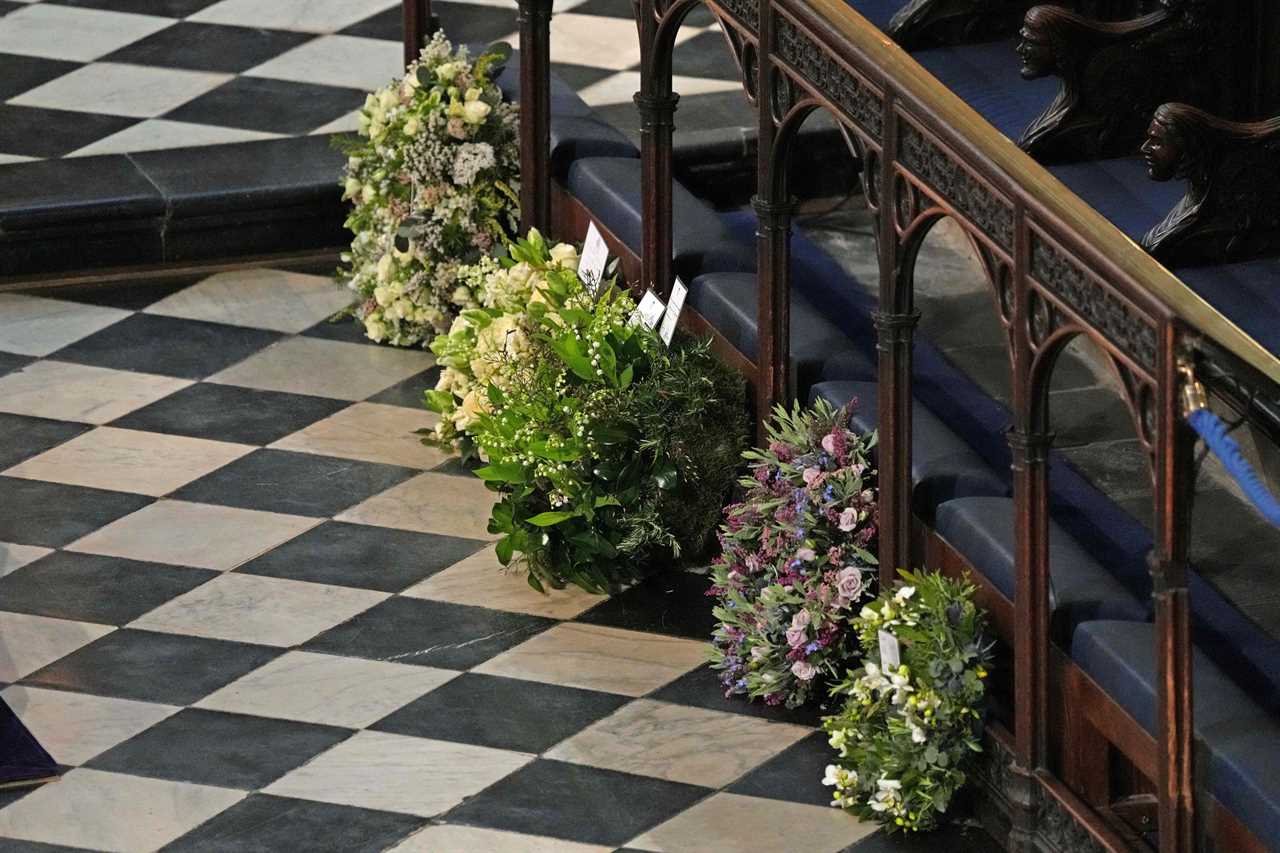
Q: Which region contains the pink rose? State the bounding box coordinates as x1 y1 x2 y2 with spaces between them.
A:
838 507 858 532
791 609 812 629
785 625 807 648
796 547 816 562
791 660 817 681
802 467 822 487
836 567 864 601
821 433 837 455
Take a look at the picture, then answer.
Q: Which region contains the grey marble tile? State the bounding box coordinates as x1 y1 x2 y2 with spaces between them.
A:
207 336 432 402
2 685 179 766
144 268 354 333
0 295 129 356
0 360 190 424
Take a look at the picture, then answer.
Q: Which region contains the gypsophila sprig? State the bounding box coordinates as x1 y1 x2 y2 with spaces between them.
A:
822 570 994 833
709 398 879 709
336 32 519 348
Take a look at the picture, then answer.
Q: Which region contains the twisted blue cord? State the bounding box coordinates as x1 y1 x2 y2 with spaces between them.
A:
1188 407 1280 526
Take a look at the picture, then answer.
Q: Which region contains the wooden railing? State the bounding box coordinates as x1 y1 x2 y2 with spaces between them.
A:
404 2 1280 849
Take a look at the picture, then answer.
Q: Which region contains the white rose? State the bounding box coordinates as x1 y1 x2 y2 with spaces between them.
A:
451 286 472 304
376 253 394 282
390 298 414 320
549 243 579 266
378 89 398 112
435 61 460 82
364 317 387 342
343 177 361 199
361 184 377 204
373 285 393 307
462 99 491 124
403 117 421 137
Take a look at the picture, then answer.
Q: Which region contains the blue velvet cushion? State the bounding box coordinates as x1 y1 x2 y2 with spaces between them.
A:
810 380 1009 520
495 62 638 178
687 272 854 390
846 0 904 30
1049 156 1184 243
822 348 878 383
909 40 1057 141
564 157 748 281
935 496 1149 638
1176 259 1280 362
1073 620 1280 845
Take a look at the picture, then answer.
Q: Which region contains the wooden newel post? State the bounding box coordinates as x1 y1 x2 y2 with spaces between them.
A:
517 0 554 235
402 0 435 69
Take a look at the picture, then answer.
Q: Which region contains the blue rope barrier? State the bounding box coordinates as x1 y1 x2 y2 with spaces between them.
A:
1187 406 1280 527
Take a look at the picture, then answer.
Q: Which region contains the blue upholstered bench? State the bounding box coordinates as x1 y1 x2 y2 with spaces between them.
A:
935 497 1149 641
845 0 905 30
1073 621 1280 845
910 40 1057 140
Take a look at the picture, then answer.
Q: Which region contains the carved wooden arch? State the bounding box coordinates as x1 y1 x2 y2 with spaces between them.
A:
1026 318 1159 467
643 0 711 84
764 97 868 202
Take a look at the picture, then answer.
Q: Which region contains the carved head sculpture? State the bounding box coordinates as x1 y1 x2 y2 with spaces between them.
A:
1017 6 1095 81
1140 106 1188 182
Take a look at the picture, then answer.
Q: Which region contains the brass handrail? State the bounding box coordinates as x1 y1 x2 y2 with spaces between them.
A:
801 0 1280 386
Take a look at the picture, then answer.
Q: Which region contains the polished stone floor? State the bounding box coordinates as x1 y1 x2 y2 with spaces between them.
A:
0 271 1001 852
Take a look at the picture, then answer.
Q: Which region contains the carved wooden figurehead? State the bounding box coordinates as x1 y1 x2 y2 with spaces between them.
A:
1016 0 1221 163
1141 102 1280 266
886 0 1156 49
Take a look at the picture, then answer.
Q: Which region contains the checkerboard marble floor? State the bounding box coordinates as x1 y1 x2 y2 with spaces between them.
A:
0 271 1004 852
0 0 746 163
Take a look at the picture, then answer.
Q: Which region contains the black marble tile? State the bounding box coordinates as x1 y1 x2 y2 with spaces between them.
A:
670 30 742 80
111 383 348 446
0 155 162 230
0 838 87 852
597 89 753 144
299 312 368 346
171 449 418 517
364 366 441 409
34 277 200 311
0 106 137 160
0 552 216 626
159 794 427 853
398 2 516 45
52 314 282 380
846 821 1001 852
87 708 352 789
304 597 554 670
130 134 346 217
725 731 832 806
0 2 22 16
648 664 826 727
548 61 616 91
0 413 91 470
47 0 225 14
371 673 627 753
0 351 33 378
23 629 281 706
165 77 364 134
0 477 153 548
336 5 402 40
105 22 314 73
444 759 710 846
0 54 80 102
574 568 716 639
235 521 485 593
566 0 635 18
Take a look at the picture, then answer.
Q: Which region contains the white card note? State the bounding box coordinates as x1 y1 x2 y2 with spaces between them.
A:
629 289 666 329
659 277 687 346
578 222 609 296
878 629 901 670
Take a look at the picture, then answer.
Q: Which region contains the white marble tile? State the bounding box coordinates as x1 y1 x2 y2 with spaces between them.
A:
245 34 403 92
0 154 37 165
0 5 174 62
68 119 281 157
401 544 605 619
4 427 253 497
270 403 447 469
0 767 244 852
0 542 54 579
0 612 113 681
308 109 361 134
496 14 705 74
472 624 707 697
264 730 532 816
2 685 179 766
546 699 810 787
196 651 456 728
628 793 878 853
67 500 320 571
389 825 610 853
577 71 743 106
335 472 497 540
189 0 399 33
12 62 231 119
0 360 190 424
144 268 354 334
130 573 388 647
0 295 129 357
207 336 432 402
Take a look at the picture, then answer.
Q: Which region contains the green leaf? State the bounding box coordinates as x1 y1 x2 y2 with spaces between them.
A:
423 389 454 413
495 536 514 564
526 571 545 593
474 461 526 483
653 462 679 491
526 510 576 527
594 495 621 508
619 363 633 388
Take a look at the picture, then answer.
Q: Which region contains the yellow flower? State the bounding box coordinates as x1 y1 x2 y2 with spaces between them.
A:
364 316 387 342
462 99 491 124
